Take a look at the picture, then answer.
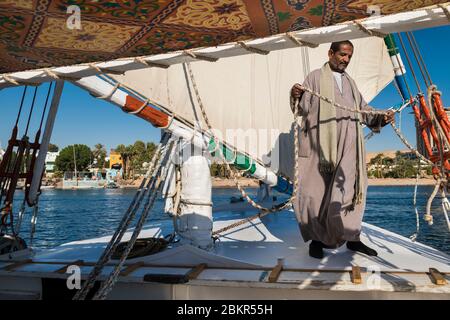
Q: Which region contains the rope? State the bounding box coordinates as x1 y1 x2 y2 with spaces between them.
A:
427 85 450 154
29 205 38 246
438 4 450 22
409 32 433 85
92 140 174 300
126 98 148 115
291 97 300 207
237 41 269 55
390 121 434 166
14 86 28 127
43 69 81 82
397 33 422 92
390 38 413 99
410 160 421 241
180 199 213 206
24 86 38 136
424 179 441 225
212 200 291 236
353 19 387 38
14 199 26 236
298 84 387 116
1 74 20 86
285 32 318 48
184 50 218 62
38 82 54 131
96 83 120 100
158 113 175 129
133 57 169 69
73 133 169 300
170 168 182 238
441 190 450 231
405 32 430 88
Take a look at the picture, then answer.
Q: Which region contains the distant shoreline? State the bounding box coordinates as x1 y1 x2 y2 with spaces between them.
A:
211 177 438 188
211 178 437 188
367 178 436 186
49 177 438 190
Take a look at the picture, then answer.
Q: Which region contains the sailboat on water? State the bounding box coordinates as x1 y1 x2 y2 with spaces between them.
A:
0 1 449 299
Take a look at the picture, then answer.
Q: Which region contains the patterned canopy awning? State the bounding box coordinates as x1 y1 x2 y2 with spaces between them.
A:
0 0 448 73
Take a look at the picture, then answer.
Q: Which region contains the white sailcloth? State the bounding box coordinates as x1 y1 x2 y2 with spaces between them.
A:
110 37 394 178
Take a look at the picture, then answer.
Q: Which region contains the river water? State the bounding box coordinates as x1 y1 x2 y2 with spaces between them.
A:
8 186 450 254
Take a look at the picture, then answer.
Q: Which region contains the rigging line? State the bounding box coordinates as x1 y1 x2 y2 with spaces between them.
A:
24 86 38 137
390 35 413 99
397 33 421 93
441 190 450 232
38 82 54 131
93 141 174 300
14 86 28 128
405 32 430 88
427 86 449 175
409 32 433 86
410 159 421 241
73 133 169 300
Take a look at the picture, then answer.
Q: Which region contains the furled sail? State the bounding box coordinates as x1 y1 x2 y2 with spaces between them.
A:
110 37 394 179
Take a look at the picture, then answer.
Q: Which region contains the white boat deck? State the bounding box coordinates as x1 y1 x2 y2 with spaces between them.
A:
0 203 449 299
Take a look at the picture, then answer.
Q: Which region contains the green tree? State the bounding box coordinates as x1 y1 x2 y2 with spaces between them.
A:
146 142 157 162
48 143 59 152
130 140 146 175
55 144 92 172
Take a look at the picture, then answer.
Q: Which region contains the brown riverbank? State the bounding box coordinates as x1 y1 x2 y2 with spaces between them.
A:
212 178 437 187
212 177 438 187
51 177 437 189
211 177 259 188
115 177 260 189
368 178 436 186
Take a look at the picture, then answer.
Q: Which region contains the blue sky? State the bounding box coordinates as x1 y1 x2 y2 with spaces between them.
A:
0 25 449 154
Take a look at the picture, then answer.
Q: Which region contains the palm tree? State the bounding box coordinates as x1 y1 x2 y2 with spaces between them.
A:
115 144 130 179
92 143 106 169
370 153 384 178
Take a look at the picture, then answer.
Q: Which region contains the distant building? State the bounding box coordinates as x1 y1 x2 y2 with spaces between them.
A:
45 151 59 172
109 150 123 170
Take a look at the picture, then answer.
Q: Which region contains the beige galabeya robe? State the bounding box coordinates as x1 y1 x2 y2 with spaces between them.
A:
293 68 384 248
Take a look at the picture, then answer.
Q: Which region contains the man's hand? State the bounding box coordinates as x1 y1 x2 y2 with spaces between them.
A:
291 83 304 100
383 110 395 125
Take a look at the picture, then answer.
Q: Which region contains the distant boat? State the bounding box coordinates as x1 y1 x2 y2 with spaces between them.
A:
39 185 54 190
105 181 118 189
61 171 106 190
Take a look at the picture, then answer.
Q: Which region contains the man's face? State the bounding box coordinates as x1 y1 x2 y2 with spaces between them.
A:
328 44 353 73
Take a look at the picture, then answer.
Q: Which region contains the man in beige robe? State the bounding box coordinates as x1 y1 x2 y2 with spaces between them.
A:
291 40 394 259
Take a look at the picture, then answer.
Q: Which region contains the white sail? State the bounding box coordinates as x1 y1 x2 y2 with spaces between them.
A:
110 37 393 178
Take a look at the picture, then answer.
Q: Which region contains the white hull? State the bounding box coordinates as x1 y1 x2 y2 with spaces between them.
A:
0 203 449 300
61 180 106 189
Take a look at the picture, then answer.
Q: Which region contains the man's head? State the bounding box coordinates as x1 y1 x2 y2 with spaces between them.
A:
328 40 354 73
